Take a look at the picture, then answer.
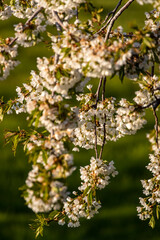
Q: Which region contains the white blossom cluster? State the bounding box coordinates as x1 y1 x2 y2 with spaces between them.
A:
2 0 86 20
137 129 160 224
22 133 76 213
13 13 46 47
33 0 86 23
137 151 160 221
63 157 118 227
24 164 69 213
74 94 146 149
0 0 87 80
51 14 160 82
144 9 160 33
51 24 135 79
0 0 160 231
0 4 12 20
0 42 19 80
136 0 160 11
134 74 160 107
13 55 80 213
124 9 160 80
79 157 118 191
10 0 35 19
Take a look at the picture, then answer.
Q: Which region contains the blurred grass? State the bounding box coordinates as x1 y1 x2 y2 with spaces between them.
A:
1 1 160 240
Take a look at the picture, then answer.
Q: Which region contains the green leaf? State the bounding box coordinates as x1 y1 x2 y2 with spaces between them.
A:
0 108 3 121
143 37 154 49
35 225 43 238
83 186 90 197
42 149 48 163
110 71 116 80
152 50 160 63
82 63 90 76
61 47 71 58
30 214 49 238
87 190 93 205
55 68 61 81
149 215 155 229
96 13 101 22
34 111 41 128
156 205 160 220
119 67 125 83
12 135 19 155
48 210 59 219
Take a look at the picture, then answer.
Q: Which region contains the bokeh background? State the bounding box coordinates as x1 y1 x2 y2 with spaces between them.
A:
0 1 160 239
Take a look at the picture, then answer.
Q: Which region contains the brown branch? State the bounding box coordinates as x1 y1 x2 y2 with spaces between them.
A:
102 77 106 102
25 7 43 25
93 77 104 159
9 8 67 47
137 98 160 110
9 7 43 46
105 0 135 41
95 0 122 35
103 0 123 25
94 114 98 159
53 11 67 30
99 77 107 159
99 114 106 160
151 65 155 77
153 107 159 149
95 77 103 105
76 8 79 19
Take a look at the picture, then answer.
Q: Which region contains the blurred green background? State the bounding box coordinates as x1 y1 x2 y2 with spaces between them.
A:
0 1 160 240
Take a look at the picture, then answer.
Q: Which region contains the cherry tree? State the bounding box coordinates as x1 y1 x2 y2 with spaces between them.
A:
0 0 160 237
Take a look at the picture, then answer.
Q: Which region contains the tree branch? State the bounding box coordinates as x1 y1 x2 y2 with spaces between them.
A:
94 115 98 159
53 11 67 31
95 0 122 35
102 77 106 102
99 114 106 160
9 7 43 46
153 107 159 149
105 0 135 41
137 98 160 110
99 77 107 159
93 77 104 159
95 77 103 105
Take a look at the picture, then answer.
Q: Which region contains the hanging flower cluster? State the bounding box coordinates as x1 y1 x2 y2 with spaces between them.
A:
63 157 118 227
74 94 146 149
0 0 160 237
0 40 19 80
137 131 160 227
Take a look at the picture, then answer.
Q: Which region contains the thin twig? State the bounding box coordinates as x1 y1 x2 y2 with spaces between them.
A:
94 115 98 159
153 107 159 149
25 7 43 25
99 77 107 159
102 0 123 25
99 114 106 160
53 11 67 30
54 22 62 65
151 64 159 148
102 77 106 102
93 77 103 159
76 8 79 19
151 65 155 77
105 0 135 41
95 77 103 105
137 98 160 110
95 0 122 35
9 7 43 46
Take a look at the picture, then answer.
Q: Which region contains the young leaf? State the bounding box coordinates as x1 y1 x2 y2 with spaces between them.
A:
156 205 160 220
149 215 155 229
87 190 93 205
